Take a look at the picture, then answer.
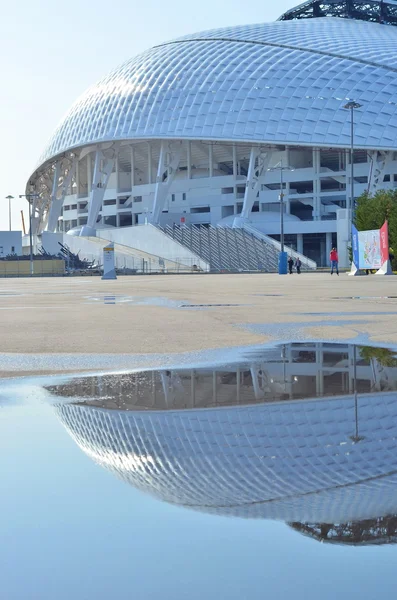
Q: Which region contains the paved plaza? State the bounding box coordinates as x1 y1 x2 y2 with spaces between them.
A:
1 272 397 378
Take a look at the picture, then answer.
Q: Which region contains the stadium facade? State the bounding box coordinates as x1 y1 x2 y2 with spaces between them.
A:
50 342 397 545
26 0 397 268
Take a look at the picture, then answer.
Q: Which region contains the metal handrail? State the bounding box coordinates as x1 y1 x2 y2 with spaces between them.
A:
242 223 317 269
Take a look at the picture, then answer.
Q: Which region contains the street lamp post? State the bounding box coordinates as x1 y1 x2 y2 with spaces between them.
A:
350 344 365 443
267 160 294 275
343 101 362 244
5 195 14 231
19 193 40 276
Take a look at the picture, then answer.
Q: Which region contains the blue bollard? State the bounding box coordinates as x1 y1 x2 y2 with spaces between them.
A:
278 251 288 275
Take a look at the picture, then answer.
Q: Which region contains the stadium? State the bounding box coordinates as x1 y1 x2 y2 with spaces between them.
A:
26 0 397 270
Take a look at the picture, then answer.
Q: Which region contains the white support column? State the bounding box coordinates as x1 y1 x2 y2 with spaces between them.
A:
326 232 332 260
45 159 77 233
147 143 152 184
150 141 182 225
46 161 63 232
346 149 351 211
250 365 265 401
187 141 191 179
367 150 392 195
131 145 135 187
297 233 303 254
233 147 270 227
209 144 213 178
115 150 120 193
312 148 321 220
284 146 291 215
285 180 291 214
75 159 80 197
31 195 44 237
80 143 120 237
87 153 92 193
232 144 237 180
160 371 172 408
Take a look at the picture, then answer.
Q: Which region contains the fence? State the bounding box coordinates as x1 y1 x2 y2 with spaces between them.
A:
0 258 65 277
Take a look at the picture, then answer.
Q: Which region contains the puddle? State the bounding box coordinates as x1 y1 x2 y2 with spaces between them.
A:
85 296 247 309
301 312 397 316
0 292 21 297
242 320 371 343
179 303 244 308
333 296 397 300
85 295 186 308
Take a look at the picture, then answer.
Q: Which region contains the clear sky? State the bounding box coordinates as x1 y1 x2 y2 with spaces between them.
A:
0 0 296 231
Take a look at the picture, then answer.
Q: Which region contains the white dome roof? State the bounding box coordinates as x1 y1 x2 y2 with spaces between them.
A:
56 392 397 523
38 16 397 167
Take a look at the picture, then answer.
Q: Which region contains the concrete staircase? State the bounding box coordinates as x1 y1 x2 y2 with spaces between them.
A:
161 224 317 272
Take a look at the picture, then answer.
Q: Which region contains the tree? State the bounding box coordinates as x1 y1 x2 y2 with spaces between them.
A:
359 346 397 368
354 190 397 268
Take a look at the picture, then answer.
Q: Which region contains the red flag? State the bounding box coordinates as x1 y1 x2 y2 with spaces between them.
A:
380 221 389 264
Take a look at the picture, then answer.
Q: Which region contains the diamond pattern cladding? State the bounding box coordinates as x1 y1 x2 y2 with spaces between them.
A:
39 17 397 166
57 392 397 523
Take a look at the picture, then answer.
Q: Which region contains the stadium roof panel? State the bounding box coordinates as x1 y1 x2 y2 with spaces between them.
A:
37 13 397 168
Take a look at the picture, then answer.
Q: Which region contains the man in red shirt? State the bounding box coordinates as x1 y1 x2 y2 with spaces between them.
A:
330 247 339 275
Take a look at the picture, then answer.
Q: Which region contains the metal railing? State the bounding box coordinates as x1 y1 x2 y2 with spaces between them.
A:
242 223 317 270
162 224 292 272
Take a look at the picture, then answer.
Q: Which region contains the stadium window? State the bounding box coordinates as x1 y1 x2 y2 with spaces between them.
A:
171 194 175 202
221 187 234 194
104 215 117 227
182 193 186 201
191 206 210 213
104 199 116 206
133 196 142 202
11 246 15 253
119 213 133 227
64 205 70 211
71 204 77 210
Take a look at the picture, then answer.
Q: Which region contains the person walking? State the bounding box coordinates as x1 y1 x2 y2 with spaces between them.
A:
288 256 294 274
295 258 302 274
330 247 339 275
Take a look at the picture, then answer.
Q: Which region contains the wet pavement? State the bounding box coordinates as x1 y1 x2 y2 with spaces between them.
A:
2 341 397 598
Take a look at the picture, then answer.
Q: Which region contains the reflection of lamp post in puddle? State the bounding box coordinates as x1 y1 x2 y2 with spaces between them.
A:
282 344 287 396
350 344 365 443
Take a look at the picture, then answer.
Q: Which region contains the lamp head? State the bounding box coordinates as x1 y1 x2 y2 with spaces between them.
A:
343 101 363 110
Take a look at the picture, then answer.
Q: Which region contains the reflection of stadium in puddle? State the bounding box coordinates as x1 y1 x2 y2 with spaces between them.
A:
46 342 397 546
